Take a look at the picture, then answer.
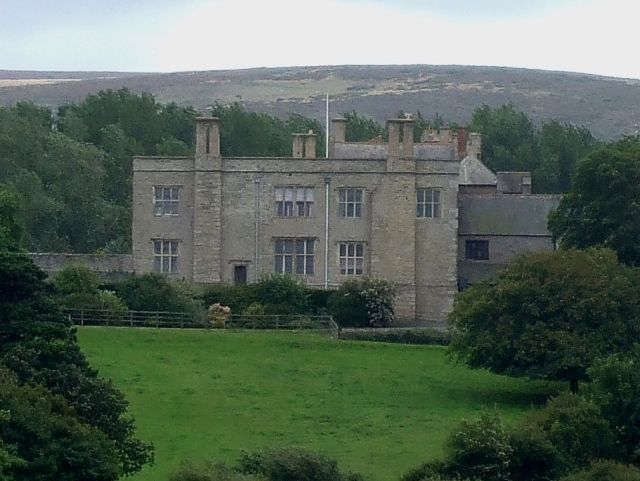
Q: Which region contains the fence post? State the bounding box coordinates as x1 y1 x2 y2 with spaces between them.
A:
80 310 84 326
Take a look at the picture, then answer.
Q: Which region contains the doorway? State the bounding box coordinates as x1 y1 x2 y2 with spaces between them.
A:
233 265 247 285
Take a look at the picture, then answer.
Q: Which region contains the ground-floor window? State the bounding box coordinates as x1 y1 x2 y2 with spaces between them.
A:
465 239 489 260
339 242 364 275
153 239 179 273
274 238 314 275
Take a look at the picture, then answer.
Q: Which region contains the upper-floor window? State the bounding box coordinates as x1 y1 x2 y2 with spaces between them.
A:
338 188 363 218
153 239 179 273
339 242 364 275
275 187 314 217
417 188 441 218
465 240 489 261
274 238 315 275
154 186 180 216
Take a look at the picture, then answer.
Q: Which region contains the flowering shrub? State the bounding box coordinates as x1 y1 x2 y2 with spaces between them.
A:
207 303 231 328
329 278 396 327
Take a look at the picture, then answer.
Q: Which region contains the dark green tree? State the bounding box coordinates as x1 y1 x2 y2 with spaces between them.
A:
0 252 153 475
342 110 384 142
589 344 640 464
0 368 121 481
449 248 640 392
549 137 640 266
470 104 537 173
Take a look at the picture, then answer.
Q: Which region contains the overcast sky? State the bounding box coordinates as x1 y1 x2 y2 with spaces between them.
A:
1 0 638 79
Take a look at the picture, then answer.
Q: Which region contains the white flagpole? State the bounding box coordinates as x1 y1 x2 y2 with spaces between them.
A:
325 94 329 158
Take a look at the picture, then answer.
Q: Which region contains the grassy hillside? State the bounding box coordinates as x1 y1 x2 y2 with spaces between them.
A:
2 65 640 139
78 328 557 481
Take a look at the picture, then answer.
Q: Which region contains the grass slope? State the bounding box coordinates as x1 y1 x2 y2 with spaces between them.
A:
78 328 555 481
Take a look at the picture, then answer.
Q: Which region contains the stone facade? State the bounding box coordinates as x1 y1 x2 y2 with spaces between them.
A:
132 117 557 326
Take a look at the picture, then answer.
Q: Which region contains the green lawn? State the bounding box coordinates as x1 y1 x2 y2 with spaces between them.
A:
78 328 556 481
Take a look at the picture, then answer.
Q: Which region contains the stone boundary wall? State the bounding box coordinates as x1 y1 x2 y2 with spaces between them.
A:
29 253 134 280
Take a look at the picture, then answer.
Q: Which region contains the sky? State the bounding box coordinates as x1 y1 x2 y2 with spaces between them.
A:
1 0 639 79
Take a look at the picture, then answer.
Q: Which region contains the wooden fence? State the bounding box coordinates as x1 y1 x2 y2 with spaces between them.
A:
63 309 340 337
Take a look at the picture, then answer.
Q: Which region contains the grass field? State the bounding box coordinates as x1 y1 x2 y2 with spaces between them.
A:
78 328 557 481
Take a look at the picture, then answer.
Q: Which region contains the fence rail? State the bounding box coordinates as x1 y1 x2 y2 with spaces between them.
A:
63 309 340 336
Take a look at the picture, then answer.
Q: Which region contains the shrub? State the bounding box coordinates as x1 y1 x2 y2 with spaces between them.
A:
254 275 310 314
308 289 337 315
113 273 203 314
170 461 264 481
445 411 513 481
338 328 450 345
522 393 620 471
400 461 453 481
52 264 100 295
588 344 640 463
199 283 259 315
328 278 395 327
236 447 345 481
242 303 266 317
559 461 640 481
508 423 564 481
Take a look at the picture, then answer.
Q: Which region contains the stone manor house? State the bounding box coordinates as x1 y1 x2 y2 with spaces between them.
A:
131 116 558 325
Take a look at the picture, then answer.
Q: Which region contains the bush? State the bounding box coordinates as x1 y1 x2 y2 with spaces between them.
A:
522 393 620 471
508 424 564 481
329 278 395 327
400 461 454 481
308 289 337 315
560 461 640 481
236 447 346 481
52 264 100 295
445 411 513 481
113 273 203 314
199 283 259 315
170 461 264 481
338 328 450 345
254 275 310 314
588 345 640 463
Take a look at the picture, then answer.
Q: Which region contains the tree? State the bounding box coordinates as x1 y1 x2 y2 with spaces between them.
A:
0 188 24 251
560 461 640 481
0 252 153 476
449 248 640 392
470 104 538 174
0 367 121 481
549 137 640 266
342 111 384 142
589 344 640 463
535 121 598 193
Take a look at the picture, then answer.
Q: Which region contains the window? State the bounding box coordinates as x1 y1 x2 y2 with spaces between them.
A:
153 240 179 273
465 240 489 261
153 186 180 216
275 187 314 217
274 238 314 275
338 188 363 218
417 188 441 218
339 242 364 275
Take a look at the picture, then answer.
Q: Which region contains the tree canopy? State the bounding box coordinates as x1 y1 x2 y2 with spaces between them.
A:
0 240 153 479
548 136 640 266
448 248 640 392
470 104 598 193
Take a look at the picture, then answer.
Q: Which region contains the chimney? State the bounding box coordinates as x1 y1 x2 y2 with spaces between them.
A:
497 172 532 194
292 134 304 158
468 133 482 159
195 117 220 158
402 120 414 160
456 127 469 160
387 119 401 159
331 118 347 143
303 130 316 159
